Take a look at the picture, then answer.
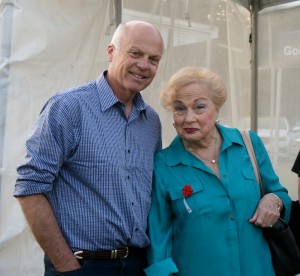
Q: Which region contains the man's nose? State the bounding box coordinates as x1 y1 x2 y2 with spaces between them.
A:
137 56 150 70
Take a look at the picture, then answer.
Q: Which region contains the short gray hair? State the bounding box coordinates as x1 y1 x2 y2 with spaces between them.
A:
110 23 125 49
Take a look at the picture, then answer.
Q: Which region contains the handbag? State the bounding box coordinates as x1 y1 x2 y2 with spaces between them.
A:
289 200 300 250
240 129 300 276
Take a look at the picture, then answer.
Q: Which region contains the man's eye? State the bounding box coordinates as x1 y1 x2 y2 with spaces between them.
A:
129 51 141 58
149 57 160 65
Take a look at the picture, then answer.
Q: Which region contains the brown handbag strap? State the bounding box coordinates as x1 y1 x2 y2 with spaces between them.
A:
240 129 264 196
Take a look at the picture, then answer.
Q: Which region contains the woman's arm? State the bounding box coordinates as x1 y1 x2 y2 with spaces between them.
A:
145 165 178 276
248 130 291 225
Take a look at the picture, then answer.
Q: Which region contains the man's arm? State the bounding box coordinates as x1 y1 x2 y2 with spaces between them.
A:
298 176 300 200
17 194 81 272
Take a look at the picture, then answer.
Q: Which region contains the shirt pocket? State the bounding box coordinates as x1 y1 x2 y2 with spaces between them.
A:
168 182 211 219
240 167 261 202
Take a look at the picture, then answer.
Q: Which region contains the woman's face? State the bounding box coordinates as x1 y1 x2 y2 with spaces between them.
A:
172 82 219 144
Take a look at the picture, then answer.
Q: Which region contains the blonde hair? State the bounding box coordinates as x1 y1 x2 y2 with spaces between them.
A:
161 66 227 111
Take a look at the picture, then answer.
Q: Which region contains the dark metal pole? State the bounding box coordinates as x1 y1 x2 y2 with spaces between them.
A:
114 0 122 26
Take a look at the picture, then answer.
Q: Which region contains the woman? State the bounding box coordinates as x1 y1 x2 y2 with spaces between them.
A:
145 67 291 276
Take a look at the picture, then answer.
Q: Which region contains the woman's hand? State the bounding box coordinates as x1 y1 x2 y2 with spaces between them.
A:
248 193 282 228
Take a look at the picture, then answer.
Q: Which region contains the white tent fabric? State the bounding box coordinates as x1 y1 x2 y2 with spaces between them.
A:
0 1 113 274
0 0 300 274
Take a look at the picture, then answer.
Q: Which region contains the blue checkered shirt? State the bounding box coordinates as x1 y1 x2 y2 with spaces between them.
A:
14 72 162 251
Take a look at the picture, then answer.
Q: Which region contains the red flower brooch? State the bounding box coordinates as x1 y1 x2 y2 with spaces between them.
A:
182 184 193 197
182 184 193 213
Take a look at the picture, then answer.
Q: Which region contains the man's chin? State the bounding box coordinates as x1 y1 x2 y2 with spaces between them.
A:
130 83 151 93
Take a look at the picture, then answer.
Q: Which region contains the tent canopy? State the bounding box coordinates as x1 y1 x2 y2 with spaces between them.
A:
1 1 300 275
238 0 299 10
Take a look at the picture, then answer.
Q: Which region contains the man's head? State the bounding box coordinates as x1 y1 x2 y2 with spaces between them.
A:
106 20 164 103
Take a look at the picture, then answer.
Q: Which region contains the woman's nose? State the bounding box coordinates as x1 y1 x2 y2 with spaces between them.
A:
185 109 196 122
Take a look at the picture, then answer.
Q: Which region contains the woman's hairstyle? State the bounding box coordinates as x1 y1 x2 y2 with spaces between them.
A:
161 66 227 111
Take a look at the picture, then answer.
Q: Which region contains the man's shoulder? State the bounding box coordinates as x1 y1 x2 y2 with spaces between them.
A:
145 103 158 113
51 80 97 104
40 80 98 116
56 80 97 99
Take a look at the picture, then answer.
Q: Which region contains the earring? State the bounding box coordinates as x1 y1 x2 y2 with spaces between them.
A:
172 121 175 127
215 118 220 124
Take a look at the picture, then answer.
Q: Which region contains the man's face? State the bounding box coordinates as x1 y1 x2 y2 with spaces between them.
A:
107 24 163 100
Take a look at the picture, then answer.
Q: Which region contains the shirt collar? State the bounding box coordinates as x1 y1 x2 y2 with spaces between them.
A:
96 71 147 115
165 124 244 167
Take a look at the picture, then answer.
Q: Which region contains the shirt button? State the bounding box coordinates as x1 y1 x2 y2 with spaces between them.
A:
230 216 235 220
127 176 130 179
128 149 131 153
131 202 134 205
135 228 139 231
223 174 227 178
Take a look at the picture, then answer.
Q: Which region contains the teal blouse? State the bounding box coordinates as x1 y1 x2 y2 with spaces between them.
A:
145 125 291 276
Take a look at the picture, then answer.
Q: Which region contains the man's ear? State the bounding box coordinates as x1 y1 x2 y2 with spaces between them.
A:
107 43 114 62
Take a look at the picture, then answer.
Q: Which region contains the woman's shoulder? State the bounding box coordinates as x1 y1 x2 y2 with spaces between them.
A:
154 136 184 165
218 124 261 141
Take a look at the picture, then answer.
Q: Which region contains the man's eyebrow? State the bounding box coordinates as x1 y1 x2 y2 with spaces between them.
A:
129 47 161 57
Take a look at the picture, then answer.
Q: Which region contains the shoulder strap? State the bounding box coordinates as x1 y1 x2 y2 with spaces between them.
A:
240 129 264 196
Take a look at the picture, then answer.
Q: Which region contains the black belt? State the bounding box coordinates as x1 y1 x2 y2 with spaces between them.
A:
74 247 145 260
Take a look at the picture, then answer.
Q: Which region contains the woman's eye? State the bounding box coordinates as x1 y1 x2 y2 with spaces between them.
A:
195 105 204 112
174 106 186 114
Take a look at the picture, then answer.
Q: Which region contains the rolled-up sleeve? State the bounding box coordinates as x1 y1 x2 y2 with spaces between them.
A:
14 97 77 197
145 258 178 276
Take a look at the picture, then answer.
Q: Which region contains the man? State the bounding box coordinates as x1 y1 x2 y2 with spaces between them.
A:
290 151 300 250
291 151 300 202
14 20 164 275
